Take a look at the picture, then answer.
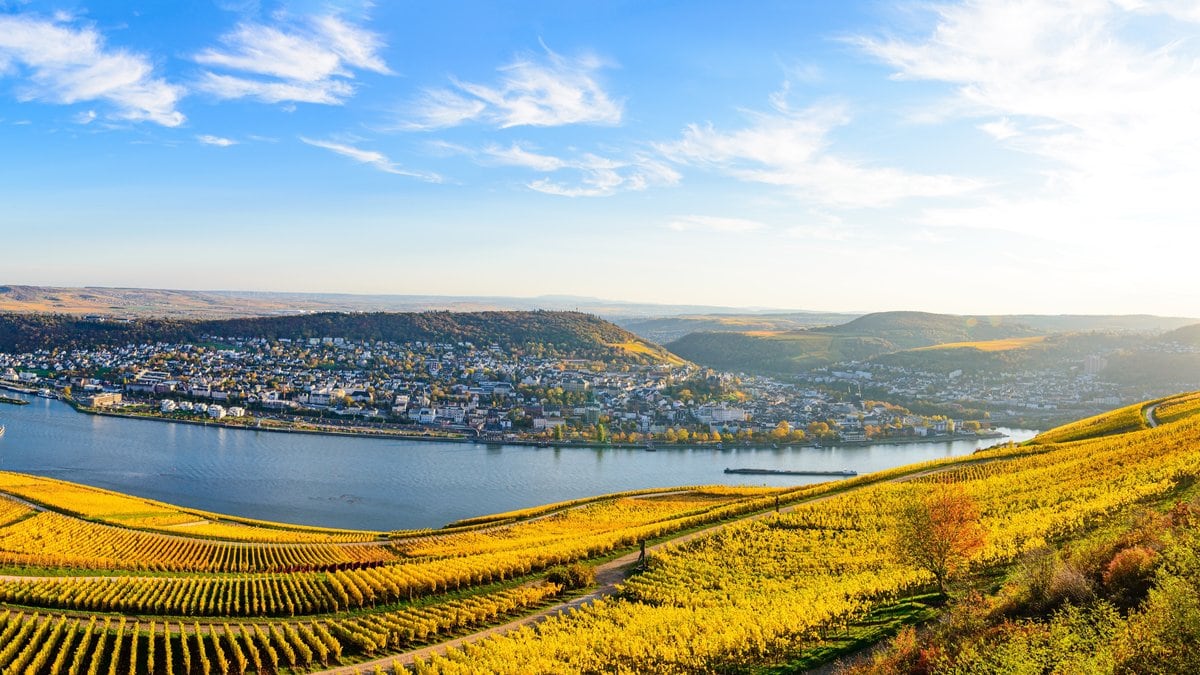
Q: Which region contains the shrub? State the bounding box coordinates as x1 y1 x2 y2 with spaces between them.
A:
1102 546 1158 610
545 562 595 590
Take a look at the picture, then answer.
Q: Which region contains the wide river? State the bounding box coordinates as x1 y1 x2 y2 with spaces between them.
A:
0 392 1036 531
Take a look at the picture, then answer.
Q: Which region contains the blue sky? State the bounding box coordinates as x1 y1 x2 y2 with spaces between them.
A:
2 0 1199 315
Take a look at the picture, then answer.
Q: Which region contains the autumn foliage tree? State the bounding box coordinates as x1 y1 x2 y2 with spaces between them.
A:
895 484 986 594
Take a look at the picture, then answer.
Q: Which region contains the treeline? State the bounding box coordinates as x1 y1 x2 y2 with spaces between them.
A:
0 311 671 363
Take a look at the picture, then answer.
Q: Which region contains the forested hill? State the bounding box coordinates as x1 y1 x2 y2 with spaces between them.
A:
820 311 1040 348
0 311 680 364
666 311 1042 374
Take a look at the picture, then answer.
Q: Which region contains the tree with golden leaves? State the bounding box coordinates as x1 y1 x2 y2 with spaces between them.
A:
895 483 986 594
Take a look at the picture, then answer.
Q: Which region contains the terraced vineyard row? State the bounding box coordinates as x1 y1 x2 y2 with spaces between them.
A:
0 490 801 617
0 510 397 573
0 581 560 673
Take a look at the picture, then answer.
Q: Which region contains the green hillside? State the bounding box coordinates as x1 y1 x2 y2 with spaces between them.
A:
618 311 861 344
0 310 680 365
667 311 1042 374
666 330 895 373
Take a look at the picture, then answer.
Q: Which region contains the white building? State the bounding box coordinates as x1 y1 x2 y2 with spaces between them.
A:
208 405 226 419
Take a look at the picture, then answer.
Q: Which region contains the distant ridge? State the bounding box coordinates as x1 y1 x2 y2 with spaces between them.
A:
0 284 807 320
1161 322 1200 345
667 310 1199 375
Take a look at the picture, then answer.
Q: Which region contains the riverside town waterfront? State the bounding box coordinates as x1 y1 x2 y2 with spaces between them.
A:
0 391 1035 530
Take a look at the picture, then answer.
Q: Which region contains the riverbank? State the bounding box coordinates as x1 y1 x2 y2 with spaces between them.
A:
0 392 1041 531
51 393 1012 452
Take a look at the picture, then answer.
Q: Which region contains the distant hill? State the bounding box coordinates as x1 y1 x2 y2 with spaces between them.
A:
0 284 804 321
666 310 1200 376
821 311 1040 349
667 311 1044 374
1010 314 1199 333
876 332 1141 374
0 311 681 365
665 331 895 373
1161 322 1200 345
617 312 862 344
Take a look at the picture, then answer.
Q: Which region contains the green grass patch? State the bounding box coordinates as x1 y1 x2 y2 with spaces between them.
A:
758 593 941 674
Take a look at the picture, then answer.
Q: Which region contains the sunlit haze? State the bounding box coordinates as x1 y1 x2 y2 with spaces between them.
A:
2 1 1198 315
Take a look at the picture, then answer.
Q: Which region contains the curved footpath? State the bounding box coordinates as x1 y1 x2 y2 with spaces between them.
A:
1145 403 1160 428
316 458 1014 674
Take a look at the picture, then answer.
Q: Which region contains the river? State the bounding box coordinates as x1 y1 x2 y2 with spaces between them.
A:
0 392 1036 530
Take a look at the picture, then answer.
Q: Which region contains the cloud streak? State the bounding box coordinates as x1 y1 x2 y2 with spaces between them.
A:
197 134 237 147
300 137 441 181
0 14 184 126
196 14 389 105
479 142 678 197
407 47 622 129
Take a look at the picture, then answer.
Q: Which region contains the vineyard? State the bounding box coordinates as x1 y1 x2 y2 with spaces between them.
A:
414 392 1200 673
1028 398 1157 444
1 391 1199 671
0 474 797 671
1152 390 1200 425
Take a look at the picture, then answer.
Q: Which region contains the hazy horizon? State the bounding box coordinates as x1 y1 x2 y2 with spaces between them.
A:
3 2 1199 315
3 282 1199 320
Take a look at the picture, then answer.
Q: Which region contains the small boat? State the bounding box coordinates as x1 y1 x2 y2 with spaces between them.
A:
534 442 551 448
0 424 5 437
644 444 657 452
37 389 55 399
724 467 857 477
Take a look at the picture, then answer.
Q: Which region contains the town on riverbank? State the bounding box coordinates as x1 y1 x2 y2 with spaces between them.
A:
0 332 1008 449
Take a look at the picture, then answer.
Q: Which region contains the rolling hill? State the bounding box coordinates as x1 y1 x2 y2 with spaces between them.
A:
0 311 681 365
616 311 862 344
666 310 1200 377
666 311 1045 374
1160 321 1200 345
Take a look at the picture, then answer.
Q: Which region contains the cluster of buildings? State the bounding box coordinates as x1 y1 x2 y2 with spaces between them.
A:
797 354 1137 427
0 335 996 444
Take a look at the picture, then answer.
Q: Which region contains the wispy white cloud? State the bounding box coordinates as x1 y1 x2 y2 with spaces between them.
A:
858 0 1200 242
196 13 389 105
406 46 622 129
197 134 237 147
300 137 441 182
0 14 184 126
481 143 566 171
667 215 767 233
476 142 677 197
658 97 978 208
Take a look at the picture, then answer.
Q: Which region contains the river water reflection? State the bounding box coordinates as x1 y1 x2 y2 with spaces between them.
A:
0 393 1036 530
